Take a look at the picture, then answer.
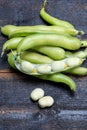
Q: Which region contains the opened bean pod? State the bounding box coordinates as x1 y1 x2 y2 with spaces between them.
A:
7 50 54 69
7 52 76 91
15 56 84 75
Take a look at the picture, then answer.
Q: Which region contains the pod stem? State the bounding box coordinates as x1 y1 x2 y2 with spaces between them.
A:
81 40 87 47
1 45 6 57
42 0 47 9
78 31 84 35
1 51 4 57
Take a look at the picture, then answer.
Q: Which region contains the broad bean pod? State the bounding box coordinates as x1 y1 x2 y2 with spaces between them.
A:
64 67 87 76
21 51 53 64
1 25 84 37
33 46 65 60
36 73 76 91
9 27 83 38
7 51 17 69
17 34 82 55
1 35 86 56
1 37 23 56
40 0 77 30
1 25 46 36
33 47 87 60
65 48 87 59
8 52 87 77
8 50 53 66
7 53 76 91
15 56 84 75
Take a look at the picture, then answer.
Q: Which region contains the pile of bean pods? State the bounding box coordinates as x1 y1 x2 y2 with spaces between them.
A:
1 0 87 91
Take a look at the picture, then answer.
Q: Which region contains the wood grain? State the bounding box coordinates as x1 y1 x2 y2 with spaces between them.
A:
0 0 87 129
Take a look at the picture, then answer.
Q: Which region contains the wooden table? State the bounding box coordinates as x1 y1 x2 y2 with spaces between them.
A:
0 0 87 129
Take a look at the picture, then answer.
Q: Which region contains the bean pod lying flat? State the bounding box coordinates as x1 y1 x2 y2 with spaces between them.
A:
9 27 83 38
33 46 65 60
1 35 86 57
1 37 23 56
1 25 84 37
15 56 84 75
40 0 83 34
36 73 76 91
21 51 53 64
65 48 87 59
7 53 76 91
8 51 87 77
7 50 53 68
17 34 82 55
64 67 87 76
1 25 49 36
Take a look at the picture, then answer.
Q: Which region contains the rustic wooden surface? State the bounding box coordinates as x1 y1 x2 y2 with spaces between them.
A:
0 0 87 130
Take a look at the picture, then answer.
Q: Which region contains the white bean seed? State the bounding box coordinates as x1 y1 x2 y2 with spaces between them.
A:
51 61 66 72
66 57 81 67
38 96 54 108
30 88 45 101
37 65 51 74
21 61 34 73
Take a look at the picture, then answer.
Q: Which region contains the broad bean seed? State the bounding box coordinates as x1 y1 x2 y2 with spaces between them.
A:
30 88 45 101
38 96 54 108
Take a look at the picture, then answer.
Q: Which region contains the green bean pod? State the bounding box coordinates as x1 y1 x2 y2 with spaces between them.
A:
36 73 76 91
7 52 76 91
21 51 53 64
8 50 53 65
15 56 84 75
1 34 85 57
65 48 87 59
1 25 83 37
8 51 87 77
33 46 65 60
40 0 75 30
1 25 45 36
17 34 82 55
9 28 68 38
63 67 87 76
9 27 83 38
1 25 17 36
33 47 87 60
7 51 17 69
1 37 23 56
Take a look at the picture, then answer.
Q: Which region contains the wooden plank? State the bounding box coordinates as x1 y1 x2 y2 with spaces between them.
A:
0 68 87 109
0 107 87 129
0 0 87 129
